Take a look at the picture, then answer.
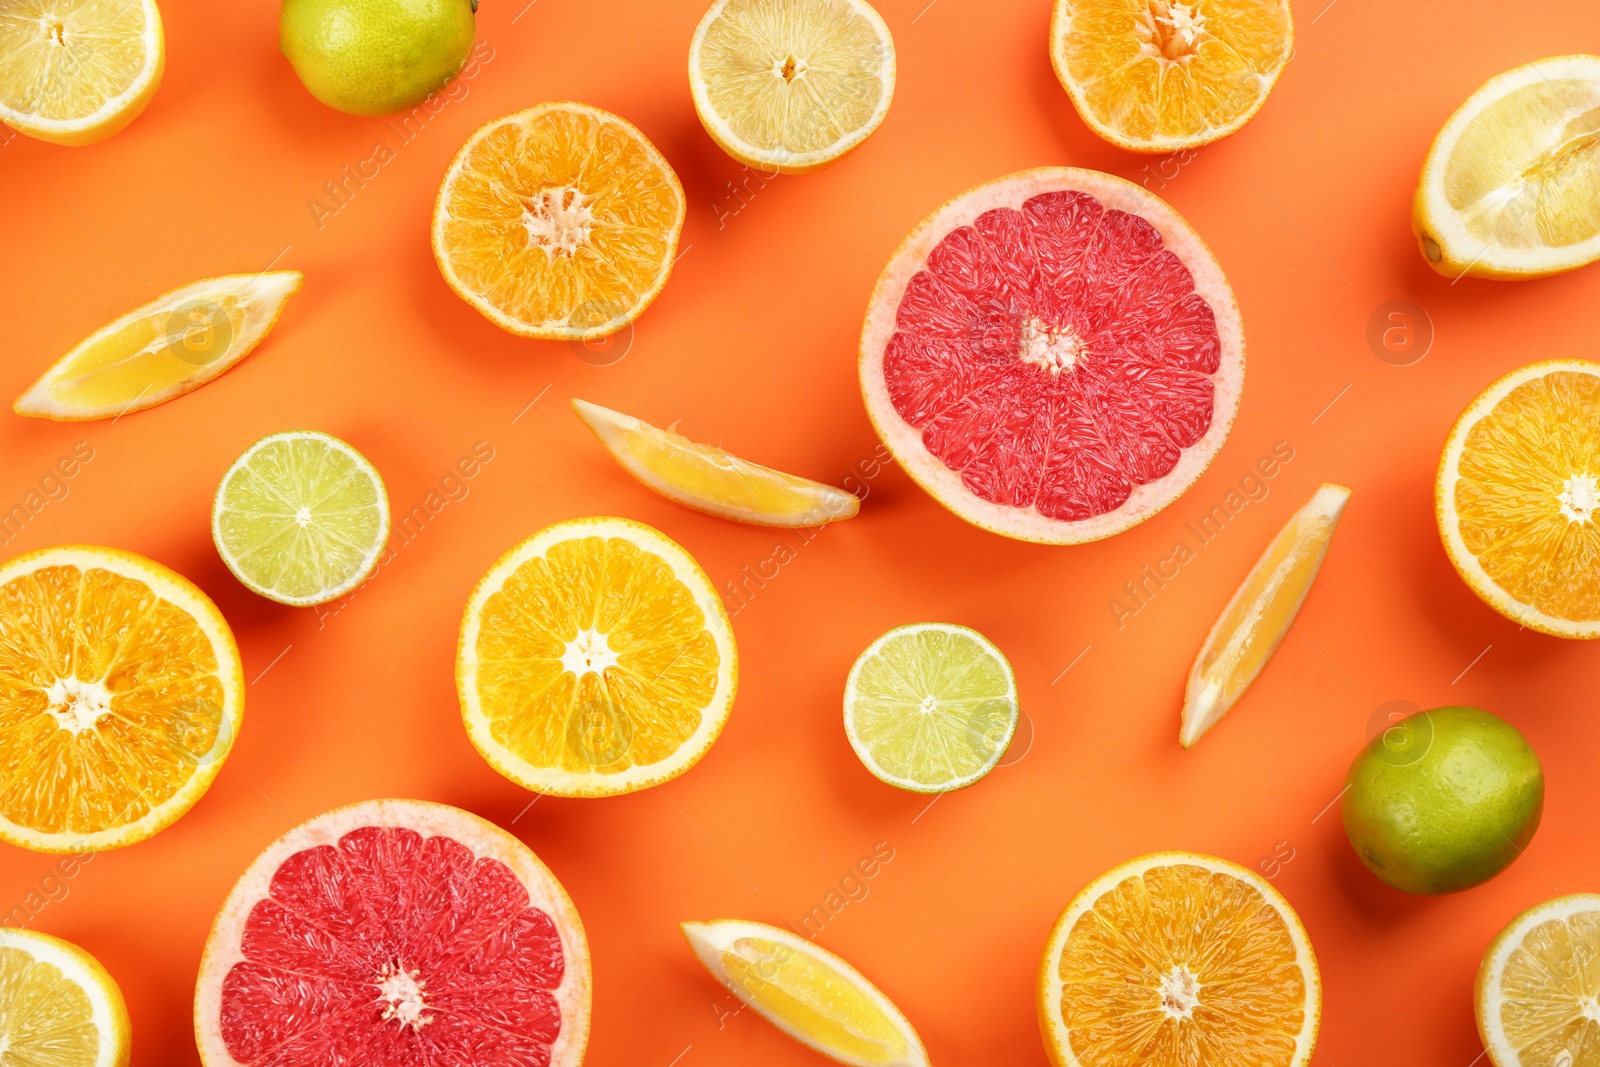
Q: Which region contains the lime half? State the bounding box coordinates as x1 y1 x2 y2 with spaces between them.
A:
844 623 1019 793
212 431 390 605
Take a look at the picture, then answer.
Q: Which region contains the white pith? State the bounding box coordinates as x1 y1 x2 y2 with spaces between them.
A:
523 187 595 257
560 628 620 678
1158 964 1202 1019
45 677 113 733
859 167 1245 545
375 963 432 1030
194 799 591 1067
1019 318 1085 375
1560 474 1597 524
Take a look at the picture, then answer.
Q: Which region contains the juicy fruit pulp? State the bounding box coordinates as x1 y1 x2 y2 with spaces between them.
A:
1440 362 1600 637
15 273 301 422
433 103 686 339
0 547 241 851
572 399 860 527
458 518 736 797
0 930 130 1067
689 0 895 172
212 431 390 606
1342 706 1543 895
1050 0 1293 151
279 0 476 117
1039 854 1319 1067
1415 56 1600 278
1477 895 1600 1067
0 0 163 146
1181 483 1350 747
683 920 929 1067
844 623 1018 792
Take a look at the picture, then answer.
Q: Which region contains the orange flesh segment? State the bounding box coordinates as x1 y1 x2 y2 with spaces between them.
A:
1455 370 1600 621
0 565 224 834
471 535 721 774
1057 863 1307 1065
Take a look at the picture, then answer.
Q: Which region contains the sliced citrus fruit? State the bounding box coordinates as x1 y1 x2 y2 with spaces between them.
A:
0 0 164 146
0 928 130 1067
1414 55 1600 279
1039 851 1320 1067
1476 893 1600 1066
432 102 686 340
212 430 391 607
0 545 243 852
860 167 1244 544
195 798 590 1067
573 398 859 527
1438 359 1600 639
1049 0 1293 153
688 0 895 173
14 272 302 421
457 516 737 797
682 919 929 1067
1180 482 1350 748
843 622 1018 793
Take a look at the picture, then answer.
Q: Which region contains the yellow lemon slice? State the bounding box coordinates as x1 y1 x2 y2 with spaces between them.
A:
0 929 130 1067
688 0 896 173
0 0 164 146
1039 852 1321 1067
1415 55 1600 279
0 545 244 852
1180 483 1350 747
1049 0 1293 152
1438 359 1600 638
457 516 736 797
682 919 929 1067
1476 893 1600 1066
573 399 859 527
14 272 302 421
432 102 685 340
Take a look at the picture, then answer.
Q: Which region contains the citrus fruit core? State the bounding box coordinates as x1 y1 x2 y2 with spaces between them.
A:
861 168 1243 543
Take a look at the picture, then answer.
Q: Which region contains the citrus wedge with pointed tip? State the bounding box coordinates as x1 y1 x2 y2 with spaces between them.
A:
573 399 859 527
682 919 929 1067
14 272 302 421
0 928 130 1067
1180 483 1350 748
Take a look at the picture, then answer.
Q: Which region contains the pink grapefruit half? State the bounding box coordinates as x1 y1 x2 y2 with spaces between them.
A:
860 167 1245 544
195 799 590 1067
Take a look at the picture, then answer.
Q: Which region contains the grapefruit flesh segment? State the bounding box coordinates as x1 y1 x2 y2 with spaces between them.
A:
885 193 1219 520
217 823 568 1065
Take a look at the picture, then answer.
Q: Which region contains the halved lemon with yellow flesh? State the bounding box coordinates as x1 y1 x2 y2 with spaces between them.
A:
573 399 859 527
0 545 244 852
1415 55 1600 279
688 0 896 173
432 102 685 340
0 0 164 146
1039 852 1321 1067
1180 483 1350 748
682 919 929 1067
1049 0 1293 152
1438 360 1600 638
457 517 736 797
0 929 130 1067
1476 893 1600 1066
14 272 302 421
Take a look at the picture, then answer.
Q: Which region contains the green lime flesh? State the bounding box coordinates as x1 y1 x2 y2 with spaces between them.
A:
280 0 476 117
1342 706 1543 895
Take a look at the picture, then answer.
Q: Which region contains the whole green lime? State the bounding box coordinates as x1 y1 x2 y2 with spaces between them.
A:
1342 706 1542 895
280 0 477 117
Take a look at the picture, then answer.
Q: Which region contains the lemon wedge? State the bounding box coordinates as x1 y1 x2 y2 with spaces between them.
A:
573 399 859 527
1180 483 1350 748
1414 55 1600 279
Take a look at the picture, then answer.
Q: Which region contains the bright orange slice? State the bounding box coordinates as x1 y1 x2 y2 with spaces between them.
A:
1049 0 1293 152
432 102 686 340
456 517 737 797
1039 852 1320 1067
573 399 859 527
0 545 244 852
1438 359 1600 638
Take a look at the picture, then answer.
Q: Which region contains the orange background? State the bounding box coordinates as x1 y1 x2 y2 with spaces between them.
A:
3 0 1600 1062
